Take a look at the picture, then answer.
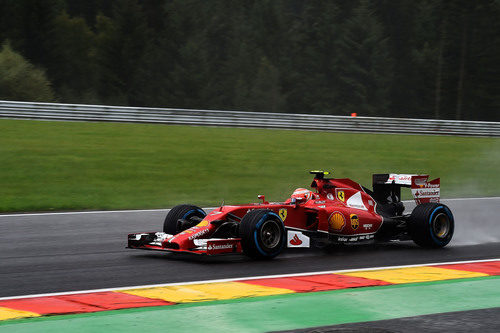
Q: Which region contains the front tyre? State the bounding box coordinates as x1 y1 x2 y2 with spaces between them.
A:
409 203 454 248
163 204 206 234
239 209 286 259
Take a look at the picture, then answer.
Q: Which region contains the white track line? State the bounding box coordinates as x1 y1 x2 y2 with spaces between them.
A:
0 258 498 301
0 209 169 217
1 197 499 217
0 207 218 218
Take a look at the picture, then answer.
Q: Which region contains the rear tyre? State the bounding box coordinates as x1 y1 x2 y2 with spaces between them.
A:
408 203 454 248
163 204 206 234
239 209 286 259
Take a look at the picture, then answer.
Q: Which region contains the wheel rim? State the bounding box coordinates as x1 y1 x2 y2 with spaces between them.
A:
260 220 281 249
433 212 451 239
182 209 204 221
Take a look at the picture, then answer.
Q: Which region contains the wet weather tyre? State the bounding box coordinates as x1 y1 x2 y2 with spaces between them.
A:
163 204 206 234
408 203 454 248
239 209 286 259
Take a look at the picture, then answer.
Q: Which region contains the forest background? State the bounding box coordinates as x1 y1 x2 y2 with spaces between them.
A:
0 0 498 121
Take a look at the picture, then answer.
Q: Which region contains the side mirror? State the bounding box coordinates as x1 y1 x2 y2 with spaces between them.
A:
257 195 268 204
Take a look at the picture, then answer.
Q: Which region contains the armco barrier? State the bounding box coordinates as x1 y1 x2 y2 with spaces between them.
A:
0 100 499 136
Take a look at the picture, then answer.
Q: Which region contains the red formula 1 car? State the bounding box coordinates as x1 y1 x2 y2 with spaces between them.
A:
128 171 454 259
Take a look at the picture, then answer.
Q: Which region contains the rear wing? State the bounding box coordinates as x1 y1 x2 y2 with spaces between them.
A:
372 174 440 205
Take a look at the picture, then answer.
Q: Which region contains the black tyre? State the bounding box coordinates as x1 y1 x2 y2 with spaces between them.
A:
239 209 286 259
163 204 206 234
408 203 454 248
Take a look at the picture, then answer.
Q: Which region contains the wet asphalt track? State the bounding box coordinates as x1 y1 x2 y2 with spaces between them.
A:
0 198 499 298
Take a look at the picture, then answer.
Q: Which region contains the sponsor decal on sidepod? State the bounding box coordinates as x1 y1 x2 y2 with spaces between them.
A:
287 230 310 248
329 211 346 232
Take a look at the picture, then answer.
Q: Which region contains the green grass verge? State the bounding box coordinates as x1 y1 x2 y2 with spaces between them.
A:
0 119 499 212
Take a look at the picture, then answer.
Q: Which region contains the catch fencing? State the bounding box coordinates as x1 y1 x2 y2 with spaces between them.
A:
0 100 499 136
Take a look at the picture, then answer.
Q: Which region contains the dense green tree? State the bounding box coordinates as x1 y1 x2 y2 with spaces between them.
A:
377 0 417 118
284 2 340 114
158 0 210 109
411 0 444 119
445 0 500 121
412 0 500 120
0 0 498 120
465 1 500 121
95 0 153 105
334 0 393 116
48 11 98 103
0 0 64 67
0 42 55 101
65 0 113 27
196 1 244 110
247 56 285 112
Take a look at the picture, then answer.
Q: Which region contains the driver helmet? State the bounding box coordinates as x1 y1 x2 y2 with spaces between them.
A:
291 188 315 201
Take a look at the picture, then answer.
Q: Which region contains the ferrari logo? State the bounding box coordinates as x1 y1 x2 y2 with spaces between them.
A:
337 191 345 202
350 214 359 230
278 209 287 221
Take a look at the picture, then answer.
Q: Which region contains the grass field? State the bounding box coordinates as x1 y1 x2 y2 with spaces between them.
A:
0 119 498 212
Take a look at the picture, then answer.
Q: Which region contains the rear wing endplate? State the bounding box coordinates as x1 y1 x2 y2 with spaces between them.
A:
373 174 440 205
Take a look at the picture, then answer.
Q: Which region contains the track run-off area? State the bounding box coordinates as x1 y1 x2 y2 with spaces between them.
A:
0 197 499 331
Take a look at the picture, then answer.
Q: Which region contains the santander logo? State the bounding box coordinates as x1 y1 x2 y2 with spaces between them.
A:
290 234 303 246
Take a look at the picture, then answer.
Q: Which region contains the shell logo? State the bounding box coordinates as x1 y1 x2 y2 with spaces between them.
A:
197 220 209 227
329 211 346 231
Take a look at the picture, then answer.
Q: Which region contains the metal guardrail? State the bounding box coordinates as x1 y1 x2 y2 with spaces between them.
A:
0 100 499 136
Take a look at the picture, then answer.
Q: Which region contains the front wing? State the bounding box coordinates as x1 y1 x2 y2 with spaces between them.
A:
127 232 243 255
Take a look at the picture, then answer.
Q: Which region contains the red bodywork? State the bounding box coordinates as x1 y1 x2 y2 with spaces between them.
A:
128 175 386 255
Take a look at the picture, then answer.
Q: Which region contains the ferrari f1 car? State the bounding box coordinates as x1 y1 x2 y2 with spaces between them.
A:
128 171 454 259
